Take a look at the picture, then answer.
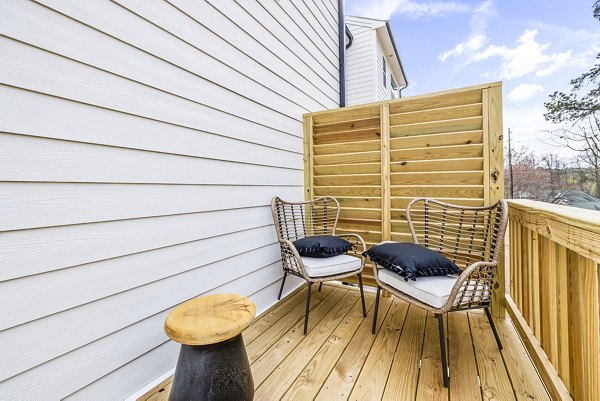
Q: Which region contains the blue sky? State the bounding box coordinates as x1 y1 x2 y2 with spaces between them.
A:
346 0 600 156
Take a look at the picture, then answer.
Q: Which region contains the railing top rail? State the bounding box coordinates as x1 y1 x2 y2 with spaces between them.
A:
507 199 600 235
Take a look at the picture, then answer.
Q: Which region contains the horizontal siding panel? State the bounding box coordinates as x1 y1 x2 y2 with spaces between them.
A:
1 262 283 400
0 242 280 380
0 38 301 143
0 227 277 333
0 205 272 281
115 0 327 111
0 133 302 185
0 87 302 167
68 341 180 401
67 276 295 401
0 182 301 231
217 0 338 97
262 0 338 69
296 0 337 45
0 3 301 133
63 0 304 122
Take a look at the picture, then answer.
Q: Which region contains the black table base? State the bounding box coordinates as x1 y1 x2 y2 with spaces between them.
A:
168 334 254 401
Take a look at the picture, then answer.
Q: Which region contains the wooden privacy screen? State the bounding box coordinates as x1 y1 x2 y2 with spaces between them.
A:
303 82 504 313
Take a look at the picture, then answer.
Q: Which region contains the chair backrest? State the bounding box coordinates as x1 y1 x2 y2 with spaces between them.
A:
271 196 340 242
406 198 508 268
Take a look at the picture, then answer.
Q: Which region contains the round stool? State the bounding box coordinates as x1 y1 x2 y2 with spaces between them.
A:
164 293 256 401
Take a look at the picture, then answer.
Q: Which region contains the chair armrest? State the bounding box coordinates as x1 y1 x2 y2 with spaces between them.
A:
336 233 366 258
277 239 309 278
445 261 498 312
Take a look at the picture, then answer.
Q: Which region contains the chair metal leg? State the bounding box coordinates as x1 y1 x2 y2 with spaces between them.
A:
357 273 367 317
277 272 287 300
436 313 449 388
485 307 503 350
318 282 323 292
372 286 381 334
304 283 312 335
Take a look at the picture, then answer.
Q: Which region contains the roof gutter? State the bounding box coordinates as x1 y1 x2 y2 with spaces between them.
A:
338 0 346 107
385 21 408 96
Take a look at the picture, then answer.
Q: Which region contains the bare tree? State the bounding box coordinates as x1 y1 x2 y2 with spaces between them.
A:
549 116 600 197
540 152 566 196
505 145 546 199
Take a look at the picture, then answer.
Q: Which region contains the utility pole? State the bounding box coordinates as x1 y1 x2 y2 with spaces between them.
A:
508 128 514 199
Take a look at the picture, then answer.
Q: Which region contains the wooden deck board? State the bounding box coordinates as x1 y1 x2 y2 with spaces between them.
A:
382 306 427 401
415 312 448 401
139 284 549 401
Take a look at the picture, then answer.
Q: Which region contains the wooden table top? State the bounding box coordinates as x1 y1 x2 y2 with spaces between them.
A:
164 293 255 346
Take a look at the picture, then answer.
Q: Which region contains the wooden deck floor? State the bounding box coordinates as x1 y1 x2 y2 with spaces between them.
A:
142 283 549 401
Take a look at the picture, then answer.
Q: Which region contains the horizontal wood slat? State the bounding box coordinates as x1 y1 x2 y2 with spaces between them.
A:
389 130 483 149
389 103 483 126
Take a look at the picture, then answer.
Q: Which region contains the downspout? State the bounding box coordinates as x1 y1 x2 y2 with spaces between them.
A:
338 0 346 107
345 25 354 49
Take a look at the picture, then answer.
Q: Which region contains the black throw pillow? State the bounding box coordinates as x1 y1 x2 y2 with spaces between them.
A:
363 242 461 281
293 235 352 258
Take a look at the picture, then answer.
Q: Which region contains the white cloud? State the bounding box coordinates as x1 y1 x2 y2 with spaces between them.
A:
470 29 573 80
507 83 544 103
438 0 495 61
442 24 580 80
347 0 470 20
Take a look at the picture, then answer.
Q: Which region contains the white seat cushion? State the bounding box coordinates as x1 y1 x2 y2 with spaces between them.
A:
379 269 457 308
378 269 489 308
301 255 362 278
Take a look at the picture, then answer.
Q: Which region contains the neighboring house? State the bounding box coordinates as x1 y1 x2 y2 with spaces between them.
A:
345 15 408 106
550 190 600 210
0 1 340 399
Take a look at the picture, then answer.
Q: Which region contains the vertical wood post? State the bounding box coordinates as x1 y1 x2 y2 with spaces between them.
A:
380 104 391 241
303 115 314 201
484 86 505 318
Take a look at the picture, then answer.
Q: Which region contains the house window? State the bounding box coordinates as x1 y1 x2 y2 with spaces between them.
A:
391 76 397 90
382 56 387 88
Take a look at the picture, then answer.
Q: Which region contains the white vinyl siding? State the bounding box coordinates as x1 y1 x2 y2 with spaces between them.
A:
345 19 376 106
376 40 389 101
0 0 339 399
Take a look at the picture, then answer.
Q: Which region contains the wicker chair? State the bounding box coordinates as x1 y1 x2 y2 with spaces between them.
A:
271 196 367 334
370 198 508 387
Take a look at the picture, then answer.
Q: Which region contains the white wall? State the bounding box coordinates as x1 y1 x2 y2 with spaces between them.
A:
376 39 390 101
345 18 376 106
0 0 339 399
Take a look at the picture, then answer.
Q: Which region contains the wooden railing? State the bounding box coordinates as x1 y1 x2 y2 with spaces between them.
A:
507 200 600 400
303 82 505 314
